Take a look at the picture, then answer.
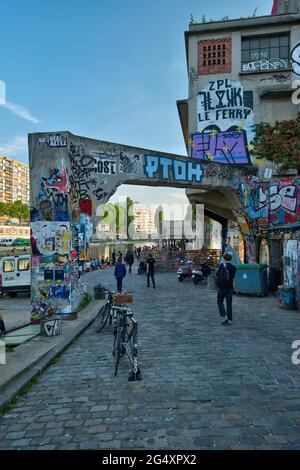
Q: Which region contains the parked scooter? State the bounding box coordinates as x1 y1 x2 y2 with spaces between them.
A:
192 261 211 285
177 260 193 282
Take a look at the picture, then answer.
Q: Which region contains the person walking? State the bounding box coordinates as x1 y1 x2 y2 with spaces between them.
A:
112 250 116 266
127 251 134 273
0 314 6 335
114 256 127 293
146 253 156 288
216 253 236 326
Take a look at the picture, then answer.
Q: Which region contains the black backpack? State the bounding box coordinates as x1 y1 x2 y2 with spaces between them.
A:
215 264 229 288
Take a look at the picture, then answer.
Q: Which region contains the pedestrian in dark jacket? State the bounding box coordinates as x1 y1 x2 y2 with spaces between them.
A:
0 313 6 334
146 254 156 288
216 253 236 325
114 257 127 293
112 250 116 266
127 251 134 273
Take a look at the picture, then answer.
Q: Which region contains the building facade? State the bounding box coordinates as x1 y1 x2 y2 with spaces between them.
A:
177 2 300 293
0 156 30 204
133 204 156 238
0 224 30 239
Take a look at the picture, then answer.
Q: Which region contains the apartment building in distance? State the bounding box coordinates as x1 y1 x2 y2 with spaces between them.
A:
0 156 30 204
133 204 157 238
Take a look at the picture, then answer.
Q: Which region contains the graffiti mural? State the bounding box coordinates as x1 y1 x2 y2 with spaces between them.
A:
119 152 143 176
195 80 255 164
272 0 292 14
191 126 251 164
34 190 70 222
237 177 300 234
260 73 290 83
145 156 203 182
40 161 68 192
242 58 288 72
291 42 300 76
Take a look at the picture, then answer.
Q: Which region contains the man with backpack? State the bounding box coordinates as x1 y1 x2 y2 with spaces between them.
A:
216 253 236 325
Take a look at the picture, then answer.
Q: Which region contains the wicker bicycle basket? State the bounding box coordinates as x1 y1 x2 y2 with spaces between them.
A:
112 293 133 304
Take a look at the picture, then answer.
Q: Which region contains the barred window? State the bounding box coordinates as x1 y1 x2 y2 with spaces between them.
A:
198 39 231 74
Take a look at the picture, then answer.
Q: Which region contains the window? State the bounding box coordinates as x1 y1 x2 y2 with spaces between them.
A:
18 258 30 271
241 34 290 72
3 260 15 272
198 38 232 75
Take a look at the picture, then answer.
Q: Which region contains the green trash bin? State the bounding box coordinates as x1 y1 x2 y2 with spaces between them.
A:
235 264 268 296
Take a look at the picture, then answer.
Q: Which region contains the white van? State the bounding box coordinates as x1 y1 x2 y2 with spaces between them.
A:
0 238 16 246
0 255 31 296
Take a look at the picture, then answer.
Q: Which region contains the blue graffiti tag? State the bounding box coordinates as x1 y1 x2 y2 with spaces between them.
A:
145 156 203 183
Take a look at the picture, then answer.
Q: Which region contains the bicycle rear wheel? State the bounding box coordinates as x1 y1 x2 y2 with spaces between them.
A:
94 304 110 332
126 320 141 381
114 328 122 376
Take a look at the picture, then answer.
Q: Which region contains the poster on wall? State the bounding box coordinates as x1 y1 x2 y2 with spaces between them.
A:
284 239 298 288
31 222 71 256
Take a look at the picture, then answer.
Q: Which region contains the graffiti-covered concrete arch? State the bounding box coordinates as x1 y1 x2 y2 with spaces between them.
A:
29 131 255 320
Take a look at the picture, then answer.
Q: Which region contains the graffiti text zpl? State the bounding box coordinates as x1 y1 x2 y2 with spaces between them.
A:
198 80 252 122
145 156 203 183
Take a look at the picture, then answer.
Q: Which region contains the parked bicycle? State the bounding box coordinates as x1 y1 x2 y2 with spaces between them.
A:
94 288 116 332
112 301 141 381
94 289 141 381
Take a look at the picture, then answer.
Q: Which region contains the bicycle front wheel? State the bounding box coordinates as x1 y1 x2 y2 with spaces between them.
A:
114 327 126 376
94 304 109 332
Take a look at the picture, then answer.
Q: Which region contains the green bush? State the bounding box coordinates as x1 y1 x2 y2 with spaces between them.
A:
77 292 92 312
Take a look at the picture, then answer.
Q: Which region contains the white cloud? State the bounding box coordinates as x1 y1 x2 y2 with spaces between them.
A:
110 185 189 209
2 101 41 124
0 136 28 157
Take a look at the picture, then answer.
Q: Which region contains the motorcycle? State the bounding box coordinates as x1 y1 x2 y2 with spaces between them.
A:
192 261 211 285
177 260 193 282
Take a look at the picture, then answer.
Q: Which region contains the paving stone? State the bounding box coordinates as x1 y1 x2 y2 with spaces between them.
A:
1 271 300 449
10 439 32 447
6 431 26 439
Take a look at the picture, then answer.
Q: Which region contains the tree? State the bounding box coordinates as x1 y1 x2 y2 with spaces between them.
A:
251 114 300 172
155 205 164 238
98 197 135 239
0 201 29 221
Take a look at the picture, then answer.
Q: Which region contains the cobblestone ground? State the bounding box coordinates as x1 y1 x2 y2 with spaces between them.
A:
1 268 300 450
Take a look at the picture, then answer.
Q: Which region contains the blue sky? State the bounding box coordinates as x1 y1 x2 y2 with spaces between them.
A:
0 0 272 206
